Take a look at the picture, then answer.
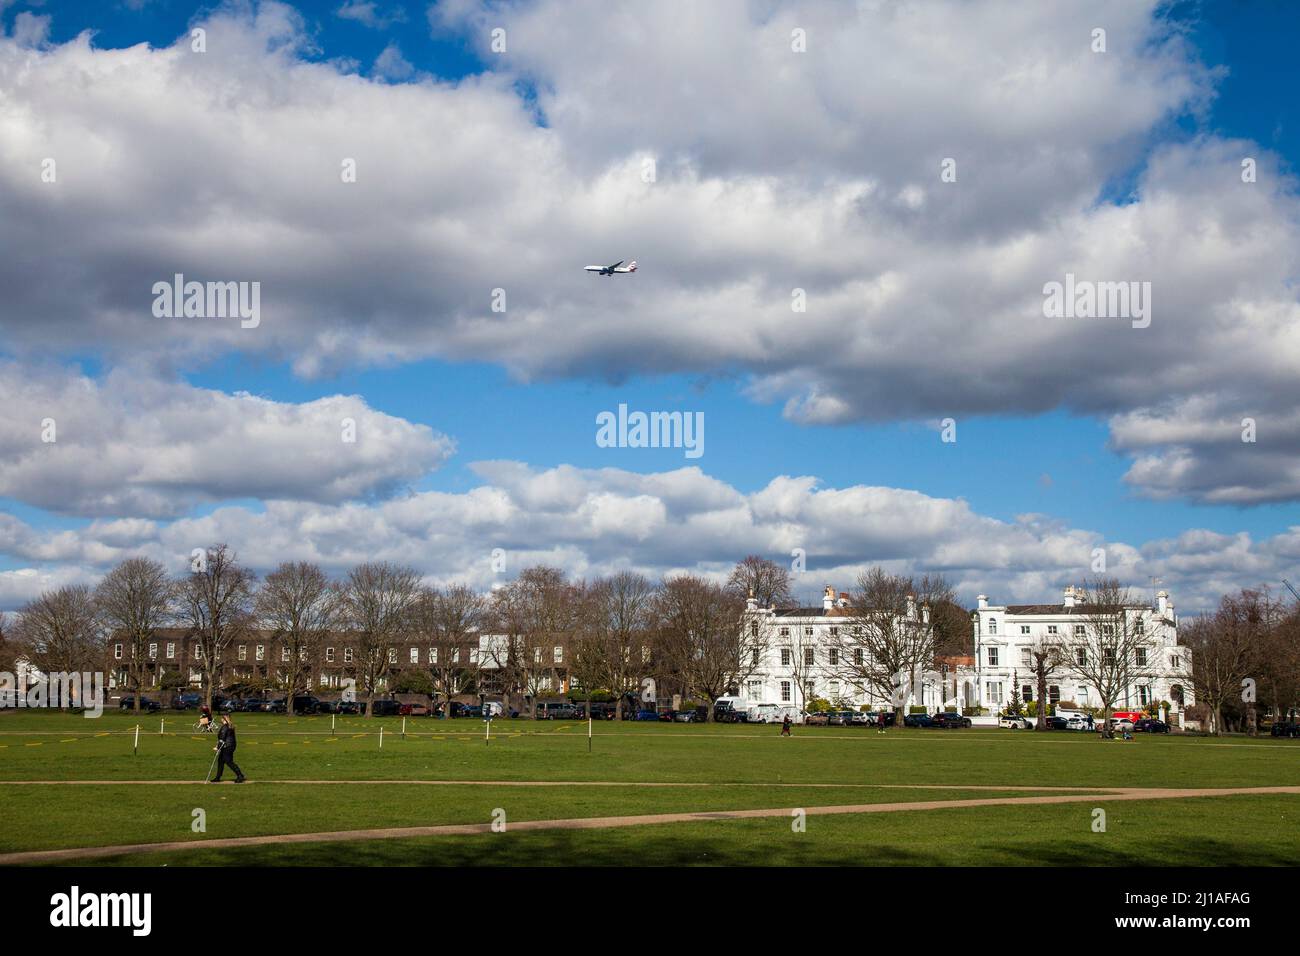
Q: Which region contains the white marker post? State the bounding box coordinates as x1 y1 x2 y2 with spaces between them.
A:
160 718 165 737
133 723 140 756
332 712 335 733
402 716 406 740
588 713 593 753
379 726 384 749
485 716 490 746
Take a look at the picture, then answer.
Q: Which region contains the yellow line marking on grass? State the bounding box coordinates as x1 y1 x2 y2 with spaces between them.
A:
60 739 76 743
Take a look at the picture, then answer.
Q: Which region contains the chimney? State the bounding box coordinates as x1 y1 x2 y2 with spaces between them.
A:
822 585 834 612
1063 585 1075 608
746 588 757 612
977 594 988 610
1166 596 1175 622
906 593 917 620
921 603 931 625
1157 590 1168 615
838 591 849 608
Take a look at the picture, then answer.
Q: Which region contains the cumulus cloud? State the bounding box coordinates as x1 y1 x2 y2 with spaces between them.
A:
0 362 454 518
0 461 1291 612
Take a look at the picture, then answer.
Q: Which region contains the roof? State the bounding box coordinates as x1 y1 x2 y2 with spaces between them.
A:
1002 604 1153 615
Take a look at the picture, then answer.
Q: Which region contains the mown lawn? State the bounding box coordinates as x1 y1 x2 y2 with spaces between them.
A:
2 710 1297 865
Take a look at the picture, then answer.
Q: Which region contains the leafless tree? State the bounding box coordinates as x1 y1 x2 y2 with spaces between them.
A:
827 568 941 725
726 555 793 608
95 557 172 714
583 571 658 718
488 567 579 717
1177 588 1277 735
1025 637 1068 731
655 575 754 721
1056 577 1160 736
13 584 103 708
255 561 337 715
412 583 485 718
335 562 422 716
175 544 257 709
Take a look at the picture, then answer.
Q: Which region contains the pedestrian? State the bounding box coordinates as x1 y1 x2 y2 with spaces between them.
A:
781 714 791 737
211 713 246 784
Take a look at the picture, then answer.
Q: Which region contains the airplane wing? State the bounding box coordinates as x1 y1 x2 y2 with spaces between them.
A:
607 260 623 270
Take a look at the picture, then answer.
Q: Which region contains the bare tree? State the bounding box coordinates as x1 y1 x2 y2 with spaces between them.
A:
1056 578 1160 736
656 575 754 721
584 571 658 719
95 557 172 715
488 567 579 717
1025 637 1067 731
13 585 103 705
1177 588 1276 735
0 612 13 673
256 561 337 715
828 568 939 725
413 583 485 718
175 545 257 708
726 555 793 608
335 562 422 716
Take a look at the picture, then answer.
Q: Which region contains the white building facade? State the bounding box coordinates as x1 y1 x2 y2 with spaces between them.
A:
971 586 1192 724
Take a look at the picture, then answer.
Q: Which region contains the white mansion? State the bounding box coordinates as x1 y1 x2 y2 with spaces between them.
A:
741 584 1192 724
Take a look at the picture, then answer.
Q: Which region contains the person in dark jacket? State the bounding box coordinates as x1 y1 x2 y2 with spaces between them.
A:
781 714 792 737
212 714 246 783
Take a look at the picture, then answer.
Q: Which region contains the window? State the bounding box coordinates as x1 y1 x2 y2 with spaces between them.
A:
326 647 335 663
1103 647 1116 664
1020 648 1032 667
780 681 791 702
194 643 203 658
1076 648 1087 666
1020 625 1030 635
300 647 308 661
987 647 999 667
114 643 123 660
388 648 397 664
1138 685 1151 705
256 644 265 661
779 627 789 637
238 645 247 661
166 642 175 659
533 648 542 664
281 647 290 662
1047 625 1058 635
319 674 329 687
1102 624 1114 636
1134 617 1144 633
428 648 436 664
987 682 1003 703
988 618 998 634
1021 684 1034 702
344 647 353 663
748 680 761 698
452 648 460 664
804 681 814 699
828 648 839 665
1048 685 1060 704
750 622 759 636
554 646 563 664
780 648 791 666
804 648 814 666
410 647 419 664
1135 647 1148 666
829 627 839 637
804 627 813 637
854 648 864 665
1171 654 1181 670
828 681 840 697
1077 686 1089 703
751 647 760 666
148 643 157 660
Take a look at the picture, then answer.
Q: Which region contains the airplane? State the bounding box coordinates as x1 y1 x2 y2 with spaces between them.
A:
584 259 638 276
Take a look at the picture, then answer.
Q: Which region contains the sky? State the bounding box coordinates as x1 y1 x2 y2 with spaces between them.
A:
1 0 1298 613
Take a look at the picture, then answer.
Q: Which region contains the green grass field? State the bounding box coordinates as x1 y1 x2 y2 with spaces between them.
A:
2 710 1298 866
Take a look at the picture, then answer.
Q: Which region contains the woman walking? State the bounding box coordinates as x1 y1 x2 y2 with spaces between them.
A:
211 713 246 783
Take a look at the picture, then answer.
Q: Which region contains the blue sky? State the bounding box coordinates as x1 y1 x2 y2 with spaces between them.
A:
2 0 1299 609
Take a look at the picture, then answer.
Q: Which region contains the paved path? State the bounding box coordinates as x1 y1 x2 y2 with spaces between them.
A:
4 785 1298 865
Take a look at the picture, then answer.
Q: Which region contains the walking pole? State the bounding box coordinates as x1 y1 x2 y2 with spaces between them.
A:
204 741 221 783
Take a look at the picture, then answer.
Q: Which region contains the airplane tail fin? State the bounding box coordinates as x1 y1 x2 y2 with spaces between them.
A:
626 260 637 272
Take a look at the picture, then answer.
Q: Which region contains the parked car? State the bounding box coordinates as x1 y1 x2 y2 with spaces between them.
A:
538 703 581 720
1111 718 1136 733
1044 715 1069 730
336 700 362 715
406 702 432 717
316 699 338 714
846 711 873 726
903 713 934 728
370 700 402 717
673 710 699 722
172 692 202 710
1134 718 1169 733
119 696 161 712
1270 721 1299 738
932 712 972 729
713 695 751 723
633 709 660 721
864 710 897 727
457 704 483 719
235 698 266 712
288 695 321 715
999 714 1032 729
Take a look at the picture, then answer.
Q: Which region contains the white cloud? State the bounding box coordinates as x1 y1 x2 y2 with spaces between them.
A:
0 362 454 518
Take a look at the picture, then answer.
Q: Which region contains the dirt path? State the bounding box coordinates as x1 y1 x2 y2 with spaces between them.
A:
0 779 1120 789
4 785 1299 865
